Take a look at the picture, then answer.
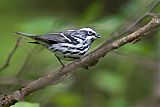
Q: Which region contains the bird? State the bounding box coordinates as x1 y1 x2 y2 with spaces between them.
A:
15 28 101 67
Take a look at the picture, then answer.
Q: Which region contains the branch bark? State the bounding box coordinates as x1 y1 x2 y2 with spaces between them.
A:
0 17 160 107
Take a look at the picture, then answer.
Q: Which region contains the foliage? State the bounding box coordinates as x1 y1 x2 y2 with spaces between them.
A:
11 102 39 107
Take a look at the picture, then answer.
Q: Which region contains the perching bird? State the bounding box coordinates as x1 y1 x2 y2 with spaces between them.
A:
15 28 101 67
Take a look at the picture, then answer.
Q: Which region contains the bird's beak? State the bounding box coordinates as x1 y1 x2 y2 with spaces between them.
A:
96 34 101 38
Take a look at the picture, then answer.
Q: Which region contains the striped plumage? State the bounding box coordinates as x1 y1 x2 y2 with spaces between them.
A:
15 28 100 67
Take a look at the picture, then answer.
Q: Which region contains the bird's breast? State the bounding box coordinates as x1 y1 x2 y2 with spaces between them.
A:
48 42 90 61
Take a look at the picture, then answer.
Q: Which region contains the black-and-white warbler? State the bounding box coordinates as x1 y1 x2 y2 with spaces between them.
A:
15 28 100 67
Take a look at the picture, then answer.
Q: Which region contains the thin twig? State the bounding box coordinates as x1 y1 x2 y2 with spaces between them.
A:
110 0 160 41
16 46 43 77
0 17 159 107
0 37 22 71
86 1 160 58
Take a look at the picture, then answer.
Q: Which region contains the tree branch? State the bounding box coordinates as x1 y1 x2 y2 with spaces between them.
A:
0 37 22 71
0 17 160 107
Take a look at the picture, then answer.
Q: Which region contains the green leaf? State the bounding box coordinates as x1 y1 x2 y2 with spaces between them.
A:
11 102 39 107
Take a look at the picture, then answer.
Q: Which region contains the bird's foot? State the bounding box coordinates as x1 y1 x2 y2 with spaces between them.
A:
60 64 65 70
82 65 89 70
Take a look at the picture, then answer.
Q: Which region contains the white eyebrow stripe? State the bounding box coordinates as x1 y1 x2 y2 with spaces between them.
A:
79 28 97 34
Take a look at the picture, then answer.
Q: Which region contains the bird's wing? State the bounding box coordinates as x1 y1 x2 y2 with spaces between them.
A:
15 30 77 44
36 33 72 44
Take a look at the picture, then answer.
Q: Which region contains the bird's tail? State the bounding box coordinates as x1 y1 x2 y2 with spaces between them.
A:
15 32 41 44
15 32 37 38
15 32 48 45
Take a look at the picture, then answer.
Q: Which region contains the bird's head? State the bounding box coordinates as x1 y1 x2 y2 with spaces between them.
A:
79 28 100 44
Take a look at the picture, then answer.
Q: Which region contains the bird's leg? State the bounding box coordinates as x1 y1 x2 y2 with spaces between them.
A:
55 54 65 68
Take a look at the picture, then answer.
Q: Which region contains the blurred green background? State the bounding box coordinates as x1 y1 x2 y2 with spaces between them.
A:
0 0 160 107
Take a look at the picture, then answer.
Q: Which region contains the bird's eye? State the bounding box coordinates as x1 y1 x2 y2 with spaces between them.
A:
88 31 93 35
